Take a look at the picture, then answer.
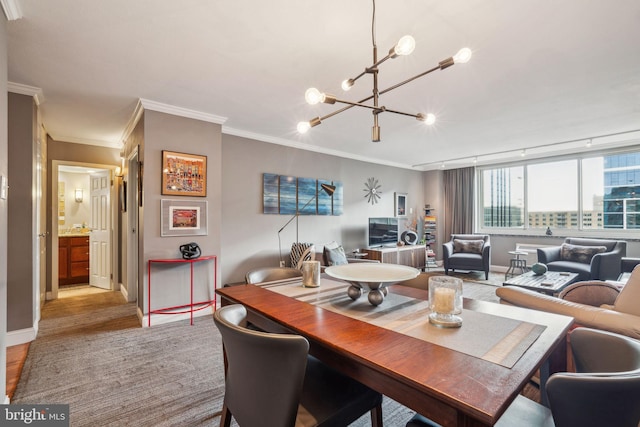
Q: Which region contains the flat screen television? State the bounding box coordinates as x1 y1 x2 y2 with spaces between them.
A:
368 217 399 247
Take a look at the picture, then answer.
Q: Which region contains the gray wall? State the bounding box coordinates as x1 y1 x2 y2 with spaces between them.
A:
0 13 9 402
138 110 222 313
7 92 36 331
220 134 426 285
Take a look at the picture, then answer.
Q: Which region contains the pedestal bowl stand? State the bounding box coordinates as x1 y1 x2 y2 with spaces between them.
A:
325 263 420 306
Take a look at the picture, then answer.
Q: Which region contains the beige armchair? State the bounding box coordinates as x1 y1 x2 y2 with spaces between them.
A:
496 266 640 340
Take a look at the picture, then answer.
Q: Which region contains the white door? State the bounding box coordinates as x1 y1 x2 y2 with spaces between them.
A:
90 171 111 289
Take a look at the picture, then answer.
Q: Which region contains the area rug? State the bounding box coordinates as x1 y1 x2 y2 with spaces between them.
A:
11 273 519 426
11 292 414 426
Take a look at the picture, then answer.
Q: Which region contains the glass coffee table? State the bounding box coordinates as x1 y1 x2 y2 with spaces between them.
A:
503 271 579 296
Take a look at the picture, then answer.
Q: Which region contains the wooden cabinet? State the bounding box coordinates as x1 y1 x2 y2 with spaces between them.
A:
59 236 90 285
362 245 425 269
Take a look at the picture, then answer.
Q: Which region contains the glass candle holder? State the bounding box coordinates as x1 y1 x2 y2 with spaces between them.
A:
302 261 321 288
428 276 463 328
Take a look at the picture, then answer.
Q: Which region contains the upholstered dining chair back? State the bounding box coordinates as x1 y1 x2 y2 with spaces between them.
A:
213 304 384 427
546 328 640 427
214 304 308 427
245 267 303 284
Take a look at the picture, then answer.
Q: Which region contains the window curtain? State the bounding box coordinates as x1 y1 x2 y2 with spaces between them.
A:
443 167 475 237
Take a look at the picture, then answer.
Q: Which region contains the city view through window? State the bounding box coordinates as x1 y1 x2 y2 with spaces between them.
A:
480 152 640 230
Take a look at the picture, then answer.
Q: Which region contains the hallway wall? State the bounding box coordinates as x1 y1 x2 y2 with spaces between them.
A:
1 13 10 403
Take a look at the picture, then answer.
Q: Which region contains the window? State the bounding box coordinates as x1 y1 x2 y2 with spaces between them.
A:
481 167 524 228
527 160 577 229
478 150 640 233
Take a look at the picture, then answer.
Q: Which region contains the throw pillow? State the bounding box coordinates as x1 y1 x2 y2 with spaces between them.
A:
560 243 607 264
322 241 340 265
614 265 640 316
325 245 348 266
290 242 315 269
453 239 484 254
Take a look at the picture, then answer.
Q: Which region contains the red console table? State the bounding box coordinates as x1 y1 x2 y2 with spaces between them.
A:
147 255 218 327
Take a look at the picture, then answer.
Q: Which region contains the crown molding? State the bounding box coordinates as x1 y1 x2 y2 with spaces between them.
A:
120 99 144 146
48 133 122 149
139 98 227 125
222 126 418 170
1 0 22 21
8 82 44 105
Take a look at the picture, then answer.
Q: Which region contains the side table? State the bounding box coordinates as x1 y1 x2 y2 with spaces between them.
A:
148 255 218 327
505 250 528 280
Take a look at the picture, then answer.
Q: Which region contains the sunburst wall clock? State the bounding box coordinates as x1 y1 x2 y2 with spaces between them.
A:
363 177 382 205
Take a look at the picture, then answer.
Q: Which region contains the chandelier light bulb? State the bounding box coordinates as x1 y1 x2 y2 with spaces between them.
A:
394 35 416 56
424 113 436 125
305 88 323 105
417 113 436 125
453 47 472 64
341 79 354 91
297 121 311 134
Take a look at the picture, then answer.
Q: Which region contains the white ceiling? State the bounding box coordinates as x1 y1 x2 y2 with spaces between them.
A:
6 0 640 170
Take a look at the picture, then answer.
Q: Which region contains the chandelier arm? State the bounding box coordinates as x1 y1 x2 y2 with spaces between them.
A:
379 64 441 95
334 98 385 113
382 108 422 119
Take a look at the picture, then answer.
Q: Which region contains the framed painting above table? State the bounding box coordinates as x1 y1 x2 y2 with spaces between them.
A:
161 150 207 197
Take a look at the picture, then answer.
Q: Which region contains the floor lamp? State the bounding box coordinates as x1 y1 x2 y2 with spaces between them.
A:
278 183 336 267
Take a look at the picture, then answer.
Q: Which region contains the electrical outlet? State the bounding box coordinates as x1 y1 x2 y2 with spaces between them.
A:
279 260 285 268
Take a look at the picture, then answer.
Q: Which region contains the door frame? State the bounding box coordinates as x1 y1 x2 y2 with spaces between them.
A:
125 149 139 303
50 161 117 299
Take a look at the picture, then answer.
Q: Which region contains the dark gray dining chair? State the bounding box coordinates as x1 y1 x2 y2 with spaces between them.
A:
244 266 302 284
213 304 383 427
406 327 640 427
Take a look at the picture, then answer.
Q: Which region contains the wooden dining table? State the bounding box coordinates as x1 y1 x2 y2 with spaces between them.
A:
216 277 574 427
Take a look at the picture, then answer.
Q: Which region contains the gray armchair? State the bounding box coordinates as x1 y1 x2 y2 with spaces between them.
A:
537 237 626 281
443 234 491 280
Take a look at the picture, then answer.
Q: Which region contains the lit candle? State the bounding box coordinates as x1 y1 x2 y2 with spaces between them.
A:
433 287 455 314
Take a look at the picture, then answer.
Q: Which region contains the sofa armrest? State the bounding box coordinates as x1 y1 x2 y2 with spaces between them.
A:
537 246 561 264
496 286 640 339
557 281 620 307
591 251 623 280
621 257 640 273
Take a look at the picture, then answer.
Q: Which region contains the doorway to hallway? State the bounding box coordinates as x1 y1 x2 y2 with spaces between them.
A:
52 162 114 300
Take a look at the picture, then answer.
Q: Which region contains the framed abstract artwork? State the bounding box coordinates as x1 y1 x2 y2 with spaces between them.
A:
161 199 208 237
161 150 207 197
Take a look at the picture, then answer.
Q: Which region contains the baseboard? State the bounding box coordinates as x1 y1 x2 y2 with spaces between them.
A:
492 265 509 273
120 283 129 301
6 326 37 346
140 306 214 328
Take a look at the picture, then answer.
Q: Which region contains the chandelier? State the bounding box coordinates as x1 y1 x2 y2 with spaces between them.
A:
297 0 472 142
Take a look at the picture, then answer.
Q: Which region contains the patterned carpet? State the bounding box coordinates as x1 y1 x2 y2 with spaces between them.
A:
12 273 524 426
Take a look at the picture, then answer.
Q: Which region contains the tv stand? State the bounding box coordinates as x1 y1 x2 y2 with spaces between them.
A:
362 245 425 269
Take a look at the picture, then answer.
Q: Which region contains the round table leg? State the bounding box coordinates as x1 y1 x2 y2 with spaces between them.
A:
347 284 363 300
368 289 385 306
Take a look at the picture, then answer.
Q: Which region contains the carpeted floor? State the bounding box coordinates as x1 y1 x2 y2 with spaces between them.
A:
12 274 525 426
